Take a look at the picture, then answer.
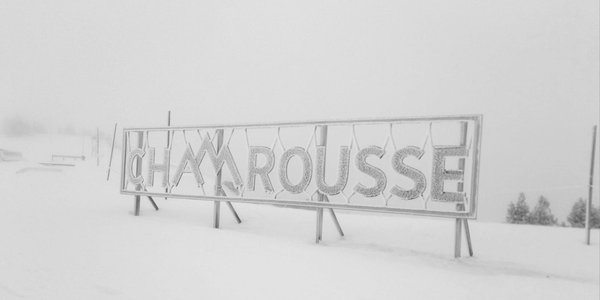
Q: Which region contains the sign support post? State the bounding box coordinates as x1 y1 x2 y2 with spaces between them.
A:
213 129 242 228
167 111 171 145
315 125 344 243
133 131 159 215
134 131 143 216
165 111 171 200
328 197 344 237
225 201 241 224
213 129 223 228
454 217 462 257
455 122 473 257
463 213 473 256
134 196 141 215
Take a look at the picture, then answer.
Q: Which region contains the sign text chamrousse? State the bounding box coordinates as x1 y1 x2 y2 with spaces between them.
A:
121 116 482 218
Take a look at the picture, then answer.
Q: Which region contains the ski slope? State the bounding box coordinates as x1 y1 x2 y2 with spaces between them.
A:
0 151 597 299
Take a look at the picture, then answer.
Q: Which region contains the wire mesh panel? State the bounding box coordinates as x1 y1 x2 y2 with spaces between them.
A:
120 115 482 218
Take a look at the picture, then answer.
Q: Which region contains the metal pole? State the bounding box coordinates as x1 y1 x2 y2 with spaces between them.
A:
586 125 597 245
96 128 100 166
165 111 171 199
213 129 224 228
167 111 171 144
463 218 473 256
455 121 471 258
327 202 344 237
134 195 141 216
225 201 241 223
316 204 324 242
315 126 326 243
147 196 159 210
106 123 118 181
314 125 344 242
454 218 462 257
219 181 242 224
210 127 241 226
134 131 143 216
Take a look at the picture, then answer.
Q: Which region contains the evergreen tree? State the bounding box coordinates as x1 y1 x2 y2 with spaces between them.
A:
506 193 530 224
528 195 557 226
592 207 600 228
567 198 587 227
567 198 600 228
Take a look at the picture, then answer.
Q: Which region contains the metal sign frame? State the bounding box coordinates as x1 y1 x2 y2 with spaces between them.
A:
120 115 482 219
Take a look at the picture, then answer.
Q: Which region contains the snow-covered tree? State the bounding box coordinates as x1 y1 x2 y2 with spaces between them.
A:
528 196 557 226
506 193 530 224
567 198 600 228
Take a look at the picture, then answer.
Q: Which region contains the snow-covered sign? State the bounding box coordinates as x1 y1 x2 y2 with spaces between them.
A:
120 116 482 218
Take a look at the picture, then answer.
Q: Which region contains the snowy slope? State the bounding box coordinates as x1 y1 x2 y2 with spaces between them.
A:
0 156 597 299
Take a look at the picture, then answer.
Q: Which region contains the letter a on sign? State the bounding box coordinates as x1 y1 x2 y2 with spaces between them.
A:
196 133 243 188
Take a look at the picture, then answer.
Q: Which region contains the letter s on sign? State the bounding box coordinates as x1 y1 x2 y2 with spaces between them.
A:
390 146 427 200
354 146 387 197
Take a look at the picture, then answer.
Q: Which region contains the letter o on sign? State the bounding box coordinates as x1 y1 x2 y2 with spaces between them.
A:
278 147 312 194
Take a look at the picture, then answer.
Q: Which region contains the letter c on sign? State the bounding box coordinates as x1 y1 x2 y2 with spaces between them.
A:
127 148 145 185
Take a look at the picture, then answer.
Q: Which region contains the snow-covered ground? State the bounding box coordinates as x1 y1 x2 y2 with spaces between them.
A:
0 137 598 299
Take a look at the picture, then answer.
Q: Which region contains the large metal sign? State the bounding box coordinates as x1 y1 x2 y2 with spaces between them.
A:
121 115 482 218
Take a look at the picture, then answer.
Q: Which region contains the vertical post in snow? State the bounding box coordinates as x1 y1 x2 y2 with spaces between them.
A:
106 123 118 181
96 128 100 166
213 129 224 229
167 111 171 145
463 215 474 256
454 218 462 257
314 125 344 242
134 131 143 216
586 125 597 245
315 125 326 243
165 111 171 199
455 121 472 258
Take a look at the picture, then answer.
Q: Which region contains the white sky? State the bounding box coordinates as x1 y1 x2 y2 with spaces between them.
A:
0 0 598 221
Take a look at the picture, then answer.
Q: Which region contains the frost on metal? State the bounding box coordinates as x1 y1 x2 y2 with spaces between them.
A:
120 116 482 219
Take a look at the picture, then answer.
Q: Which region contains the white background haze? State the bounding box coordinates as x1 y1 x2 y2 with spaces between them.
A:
0 0 598 222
